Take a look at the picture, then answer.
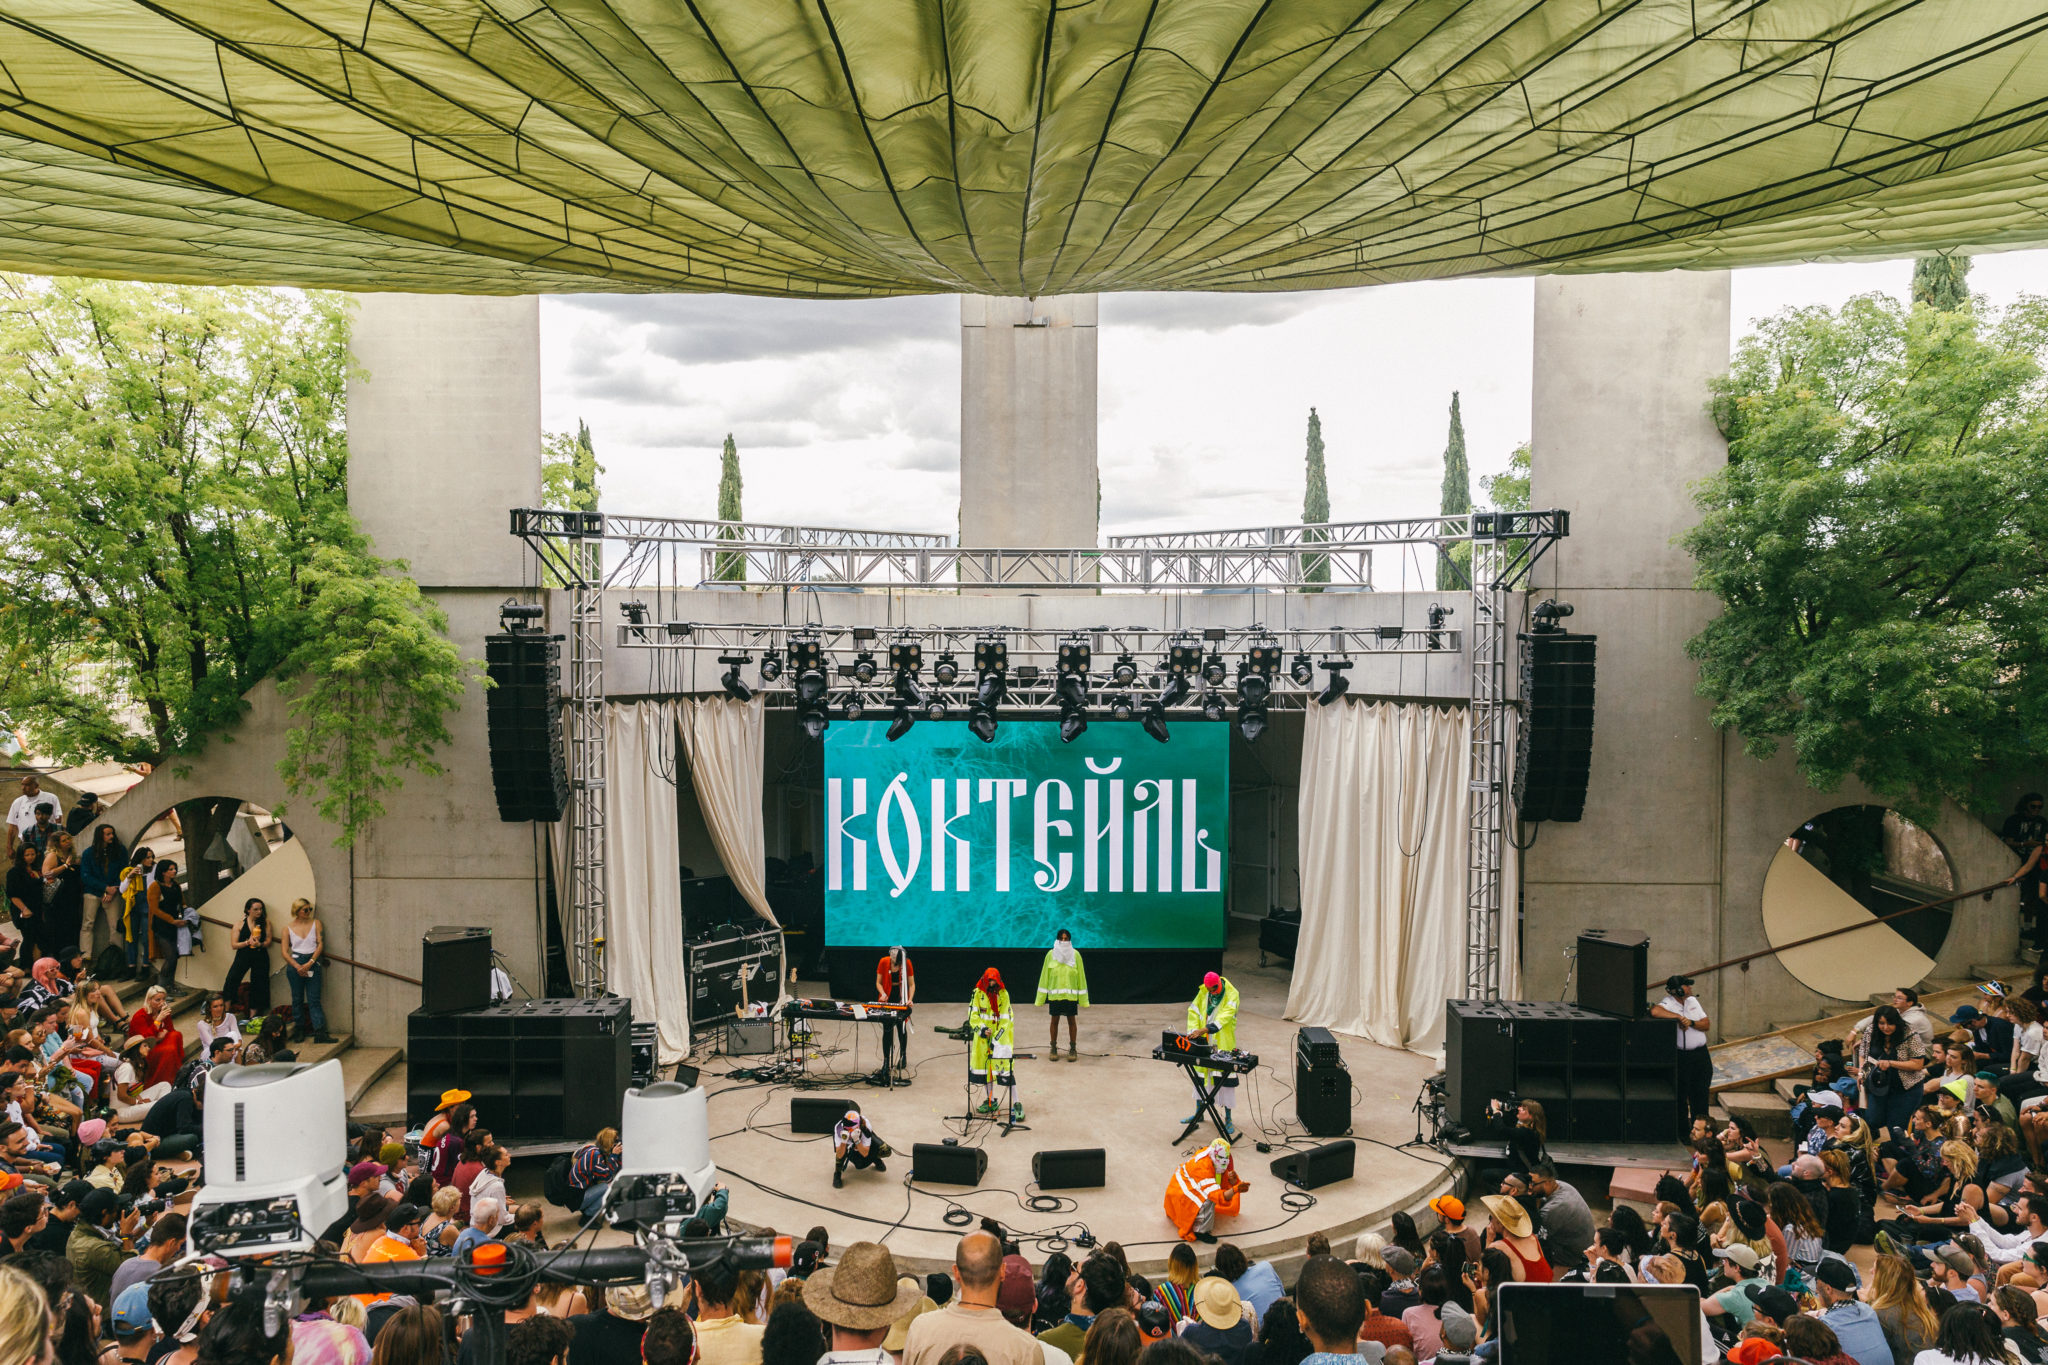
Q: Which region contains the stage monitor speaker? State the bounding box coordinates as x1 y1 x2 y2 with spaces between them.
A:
791 1097 852 1135
1576 929 1649 1020
1032 1148 1106 1190
419 927 492 1016
1270 1140 1355 1190
1514 631 1596 822
1295 1060 1352 1137
1296 1027 1342 1070
1446 1001 1516 1130
484 630 570 823
913 1142 987 1187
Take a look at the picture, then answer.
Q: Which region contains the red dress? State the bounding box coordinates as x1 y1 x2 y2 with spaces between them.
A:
127 1008 184 1089
1502 1236 1553 1283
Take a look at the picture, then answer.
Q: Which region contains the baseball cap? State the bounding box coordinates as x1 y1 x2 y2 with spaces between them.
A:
1937 1245 1977 1276
1665 974 1694 992
346 1160 386 1185
385 1202 422 1232
1950 1005 1984 1023
1814 1257 1860 1292
1713 1244 1760 1270
1742 1283 1798 1322
110 1283 152 1338
1726 1340 1782 1365
1807 1088 1844 1110
1383 1247 1417 1277
1203 972 1222 991
52 1180 93 1210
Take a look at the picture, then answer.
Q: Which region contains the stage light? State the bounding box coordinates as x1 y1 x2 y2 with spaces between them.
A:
799 710 828 742
758 650 783 682
620 600 649 641
888 641 922 673
923 699 946 721
1200 691 1226 722
1235 660 1271 742
1375 624 1405 641
792 637 829 739
1238 707 1267 742
932 653 959 685
1140 675 1188 744
973 637 1008 673
498 600 545 631
1141 709 1170 743
717 654 754 702
1531 598 1575 634
1056 672 1089 743
1238 669 1271 706
1244 641 1282 677
969 667 1006 743
1426 603 1454 650
1167 638 1203 675
968 708 997 743
851 651 879 683
1289 653 1315 686
1317 659 1353 706
1201 652 1227 686
1057 637 1092 675
1111 653 1138 686
844 694 867 721
893 672 925 709
1109 695 1136 722
885 707 914 742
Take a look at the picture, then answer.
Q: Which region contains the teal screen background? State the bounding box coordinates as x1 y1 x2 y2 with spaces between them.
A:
823 720 1229 950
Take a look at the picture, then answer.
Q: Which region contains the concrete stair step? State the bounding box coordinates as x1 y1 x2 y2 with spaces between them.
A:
1720 1089 1791 1140
1868 979 1971 1007
339 1047 401 1114
350 1058 408 1129
1973 964 2035 986
1774 1077 1805 1104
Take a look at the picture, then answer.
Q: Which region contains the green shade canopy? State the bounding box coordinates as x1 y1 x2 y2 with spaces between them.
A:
4 0 2047 297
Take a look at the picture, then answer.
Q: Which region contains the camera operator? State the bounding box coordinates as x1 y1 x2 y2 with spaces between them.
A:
68 1187 143 1306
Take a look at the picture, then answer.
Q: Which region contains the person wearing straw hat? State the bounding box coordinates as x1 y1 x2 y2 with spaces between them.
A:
1178 1278 1253 1364
805 1241 927 1365
1479 1193 1552 1283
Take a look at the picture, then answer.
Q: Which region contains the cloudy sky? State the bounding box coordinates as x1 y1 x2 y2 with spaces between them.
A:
538 250 2048 567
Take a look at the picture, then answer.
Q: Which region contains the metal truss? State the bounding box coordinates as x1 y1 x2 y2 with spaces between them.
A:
510 507 1567 1002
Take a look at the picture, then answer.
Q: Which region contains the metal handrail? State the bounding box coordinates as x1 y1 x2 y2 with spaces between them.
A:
194 912 421 987
1678 878 2012 982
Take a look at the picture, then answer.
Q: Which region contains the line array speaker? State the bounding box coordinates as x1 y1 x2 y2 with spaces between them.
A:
791 1097 852 1135
1270 1140 1354 1190
1514 631 1596 822
419 926 491 1016
913 1142 987 1187
484 629 570 822
1032 1148 1106 1190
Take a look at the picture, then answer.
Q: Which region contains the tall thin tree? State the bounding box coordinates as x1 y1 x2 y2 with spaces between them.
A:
1439 391 1471 588
1302 407 1330 590
715 434 744 581
1911 252 1972 311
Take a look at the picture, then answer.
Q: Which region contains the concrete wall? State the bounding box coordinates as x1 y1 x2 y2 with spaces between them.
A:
1522 272 2020 1038
960 296 1098 550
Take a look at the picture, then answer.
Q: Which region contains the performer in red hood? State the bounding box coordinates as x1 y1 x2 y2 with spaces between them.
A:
969 968 1017 1120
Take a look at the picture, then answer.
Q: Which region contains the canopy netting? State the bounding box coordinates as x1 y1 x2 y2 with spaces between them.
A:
4 1 2048 296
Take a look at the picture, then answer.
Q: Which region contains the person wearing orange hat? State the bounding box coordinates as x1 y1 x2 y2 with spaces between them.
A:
968 969 1017 1122
418 1089 471 1154
1164 1138 1248 1244
1430 1193 1481 1265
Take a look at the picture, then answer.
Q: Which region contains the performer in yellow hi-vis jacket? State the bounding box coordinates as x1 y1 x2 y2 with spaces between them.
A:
968 967 1017 1119
1034 929 1089 1061
1184 971 1241 1137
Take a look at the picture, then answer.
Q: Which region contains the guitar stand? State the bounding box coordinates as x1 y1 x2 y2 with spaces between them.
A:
1168 1061 1237 1145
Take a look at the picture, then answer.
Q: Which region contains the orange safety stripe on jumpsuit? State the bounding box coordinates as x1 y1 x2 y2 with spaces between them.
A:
1163 1149 1246 1240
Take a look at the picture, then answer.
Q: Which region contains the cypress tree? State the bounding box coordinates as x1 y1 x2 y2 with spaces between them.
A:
1911 253 1972 311
715 433 744 582
1439 392 1471 588
1302 407 1330 591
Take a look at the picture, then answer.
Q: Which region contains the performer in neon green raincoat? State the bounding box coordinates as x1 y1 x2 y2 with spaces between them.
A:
969 967 1016 1117
1034 929 1089 1061
1184 971 1241 1137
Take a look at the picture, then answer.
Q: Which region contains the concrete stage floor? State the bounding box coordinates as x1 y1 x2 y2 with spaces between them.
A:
686 929 1455 1275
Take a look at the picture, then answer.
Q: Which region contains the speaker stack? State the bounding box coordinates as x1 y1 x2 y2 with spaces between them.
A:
1514 631 1596 822
407 996 631 1142
1446 999 1680 1144
1294 1027 1351 1137
484 628 571 822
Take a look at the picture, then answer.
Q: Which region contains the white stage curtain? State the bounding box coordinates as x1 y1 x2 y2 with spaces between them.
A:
679 696 779 931
1288 700 1470 1054
604 701 692 1063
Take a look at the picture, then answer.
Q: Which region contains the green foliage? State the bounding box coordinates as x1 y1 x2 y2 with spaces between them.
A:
1684 291 2048 825
1302 407 1329 590
1483 443 1531 512
0 275 470 846
1912 253 1972 312
1439 392 1471 588
715 434 744 581
541 420 602 512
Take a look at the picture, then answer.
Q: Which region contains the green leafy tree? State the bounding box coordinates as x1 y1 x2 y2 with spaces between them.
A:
541 421 603 584
1912 252 1972 311
1439 391 1471 588
715 434 744 581
0 275 471 850
1302 407 1329 590
1482 442 1531 512
1684 292 2048 825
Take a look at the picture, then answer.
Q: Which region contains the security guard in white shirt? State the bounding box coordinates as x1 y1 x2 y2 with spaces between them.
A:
1652 973 1713 1131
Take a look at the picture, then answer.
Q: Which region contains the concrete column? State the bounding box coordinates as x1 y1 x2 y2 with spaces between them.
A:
347 294 541 588
959 295 1098 550
343 294 546 1045
1522 271 1732 1002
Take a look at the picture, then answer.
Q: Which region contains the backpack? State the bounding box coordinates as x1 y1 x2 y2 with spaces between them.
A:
92 945 126 981
544 1152 579 1211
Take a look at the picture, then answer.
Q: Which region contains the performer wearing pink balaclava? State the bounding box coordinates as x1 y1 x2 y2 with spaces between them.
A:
1184 971 1240 1137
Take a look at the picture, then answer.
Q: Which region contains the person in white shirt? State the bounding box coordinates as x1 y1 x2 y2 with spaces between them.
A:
833 1109 890 1189
1968 1191 2048 1267
2000 997 2048 1105
1652 974 1713 1132
4 777 42 858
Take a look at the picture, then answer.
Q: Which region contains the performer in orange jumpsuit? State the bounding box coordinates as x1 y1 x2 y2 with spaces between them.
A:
1163 1138 1248 1244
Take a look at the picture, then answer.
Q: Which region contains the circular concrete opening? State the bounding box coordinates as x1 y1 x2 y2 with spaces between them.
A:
1762 805 1955 1002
